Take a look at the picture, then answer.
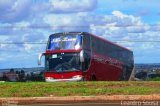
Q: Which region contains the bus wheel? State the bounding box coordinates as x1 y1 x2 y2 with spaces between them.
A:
92 75 96 81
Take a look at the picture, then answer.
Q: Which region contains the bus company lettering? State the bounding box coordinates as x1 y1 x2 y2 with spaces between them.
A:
93 54 123 69
51 38 76 43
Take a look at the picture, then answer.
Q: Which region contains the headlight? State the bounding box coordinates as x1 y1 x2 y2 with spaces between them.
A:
72 75 83 80
46 77 54 80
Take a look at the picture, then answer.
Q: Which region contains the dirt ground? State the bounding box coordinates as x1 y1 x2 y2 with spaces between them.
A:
0 95 160 106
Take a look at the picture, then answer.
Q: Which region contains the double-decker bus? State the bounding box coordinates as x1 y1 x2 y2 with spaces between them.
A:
38 32 134 82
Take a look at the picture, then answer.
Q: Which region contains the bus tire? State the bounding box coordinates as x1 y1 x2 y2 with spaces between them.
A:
92 75 96 81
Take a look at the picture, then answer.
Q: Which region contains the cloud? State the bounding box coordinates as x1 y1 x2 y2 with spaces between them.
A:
0 0 98 23
126 25 149 33
112 11 143 26
49 0 97 13
149 24 160 32
0 0 51 23
0 23 13 35
0 0 15 12
0 0 33 23
43 14 90 32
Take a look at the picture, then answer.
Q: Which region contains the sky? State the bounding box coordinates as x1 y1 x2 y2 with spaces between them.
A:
0 0 160 69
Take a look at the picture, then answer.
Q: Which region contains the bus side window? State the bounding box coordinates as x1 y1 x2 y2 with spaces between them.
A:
83 34 91 50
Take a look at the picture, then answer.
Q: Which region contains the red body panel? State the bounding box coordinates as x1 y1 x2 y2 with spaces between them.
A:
83 53 123 81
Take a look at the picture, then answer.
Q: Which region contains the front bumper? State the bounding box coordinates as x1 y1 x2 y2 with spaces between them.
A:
45 76 83 82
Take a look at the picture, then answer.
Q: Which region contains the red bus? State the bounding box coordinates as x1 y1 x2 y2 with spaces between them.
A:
38 32 134 82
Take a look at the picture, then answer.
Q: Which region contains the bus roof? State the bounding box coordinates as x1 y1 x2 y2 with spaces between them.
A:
49 32 132 52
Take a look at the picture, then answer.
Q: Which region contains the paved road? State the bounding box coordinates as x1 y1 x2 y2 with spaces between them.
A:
18 102 121 106
1 101 121 106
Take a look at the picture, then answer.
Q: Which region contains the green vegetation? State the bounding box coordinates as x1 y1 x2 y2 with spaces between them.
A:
0 81 160 97
146 77 160 81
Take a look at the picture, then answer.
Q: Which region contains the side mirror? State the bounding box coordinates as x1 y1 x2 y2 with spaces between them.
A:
80 50 84 62
38 53 44 65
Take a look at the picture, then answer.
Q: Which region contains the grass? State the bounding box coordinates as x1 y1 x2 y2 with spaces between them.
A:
0 81 160 97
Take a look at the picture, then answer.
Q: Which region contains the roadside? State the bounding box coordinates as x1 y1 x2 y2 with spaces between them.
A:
0 95 160 106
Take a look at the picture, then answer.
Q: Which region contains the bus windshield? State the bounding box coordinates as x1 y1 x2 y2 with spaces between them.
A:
45 53 81 72
48 34 82 50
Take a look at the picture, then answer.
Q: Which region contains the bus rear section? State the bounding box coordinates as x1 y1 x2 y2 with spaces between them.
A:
87 33 134 81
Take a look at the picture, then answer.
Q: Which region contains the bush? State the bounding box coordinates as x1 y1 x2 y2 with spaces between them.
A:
146 77 160 81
